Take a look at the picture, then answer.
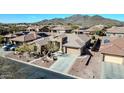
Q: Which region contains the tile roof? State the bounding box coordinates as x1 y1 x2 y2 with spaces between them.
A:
100 37 124 56
107 26 124 33
35 38 49 46
63 34 90 48
86 24 105 32
51 26 65 31
4 34 16 38
11 31 41 42
51 25 72 31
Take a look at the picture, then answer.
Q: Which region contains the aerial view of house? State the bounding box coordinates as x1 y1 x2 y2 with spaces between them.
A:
0 14 124 79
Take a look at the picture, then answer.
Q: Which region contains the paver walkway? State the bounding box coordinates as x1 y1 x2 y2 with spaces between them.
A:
50 55 77 73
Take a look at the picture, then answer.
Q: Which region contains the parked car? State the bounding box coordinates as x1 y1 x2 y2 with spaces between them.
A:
2 44 17 51
2 43 11 49
3 44 13 51
9 45 17 51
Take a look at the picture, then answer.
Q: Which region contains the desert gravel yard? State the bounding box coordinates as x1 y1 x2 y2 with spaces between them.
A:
68 52 101 79
31 58 55 68
6 52 36 62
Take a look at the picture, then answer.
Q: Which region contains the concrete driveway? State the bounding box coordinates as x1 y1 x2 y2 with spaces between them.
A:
0 48 12 57
50 55 77 73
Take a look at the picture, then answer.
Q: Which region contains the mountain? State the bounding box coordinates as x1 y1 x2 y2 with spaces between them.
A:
35 14 124 27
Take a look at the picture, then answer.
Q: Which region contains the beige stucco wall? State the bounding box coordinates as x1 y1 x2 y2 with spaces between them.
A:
66 47 80 55
104 55 124 64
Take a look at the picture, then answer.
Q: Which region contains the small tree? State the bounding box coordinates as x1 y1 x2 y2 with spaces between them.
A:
16 44 34 53
46 41 59 52
67 23 72 26
96 30 105 36
71 25 79 30
33 45 37 52
90 36 96 46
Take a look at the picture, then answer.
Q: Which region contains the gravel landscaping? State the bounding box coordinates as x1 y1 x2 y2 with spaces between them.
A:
68 52 101 79
6 52 37 62
31 57 55 68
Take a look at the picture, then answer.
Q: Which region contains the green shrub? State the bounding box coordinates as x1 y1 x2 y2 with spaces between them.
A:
95 30 105 36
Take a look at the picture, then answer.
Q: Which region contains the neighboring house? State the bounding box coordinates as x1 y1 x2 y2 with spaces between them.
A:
27 25 42 32
10 31 41 44
63 34 90 56
29 33 67 54
74 26 89 34
51 25 72 33
106 26 124 37
74 29 85 34
4 34 16 43
39 26 51 32
100 37 124 64
85 24 105 34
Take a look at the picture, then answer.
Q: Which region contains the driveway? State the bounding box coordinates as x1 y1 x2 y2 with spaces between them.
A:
50 55 77 73
0 48 12 57
101 62 124 79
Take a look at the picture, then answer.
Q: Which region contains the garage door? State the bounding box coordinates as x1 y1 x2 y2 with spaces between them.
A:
67 48 80 55
104 55 123 64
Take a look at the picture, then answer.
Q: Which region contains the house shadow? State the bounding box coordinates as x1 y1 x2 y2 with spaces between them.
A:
81 45 93 66
91 38 101 52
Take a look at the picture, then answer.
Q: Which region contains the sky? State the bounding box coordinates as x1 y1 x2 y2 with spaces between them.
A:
0 14 124 23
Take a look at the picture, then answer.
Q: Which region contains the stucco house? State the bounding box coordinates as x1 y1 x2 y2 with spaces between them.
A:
10 31 41 44
106 26 124 37
29 33 90 56
4 34 16 43
63 34 90 56
31 37 49 54
85 24 105 34
74 29 85 34
29 33 67 54
51 25 72 33
100 37 124 64
27 25 42 32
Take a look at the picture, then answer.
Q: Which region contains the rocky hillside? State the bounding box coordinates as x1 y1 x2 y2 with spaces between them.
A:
35 14 124 27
